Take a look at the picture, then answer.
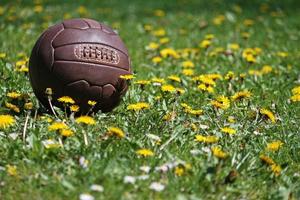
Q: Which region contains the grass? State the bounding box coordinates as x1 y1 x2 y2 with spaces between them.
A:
1 0 300 199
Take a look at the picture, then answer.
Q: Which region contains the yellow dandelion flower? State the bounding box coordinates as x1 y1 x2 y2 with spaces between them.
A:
266 141 283 152
48 122 68 131
225 71 235 80
24 102 33 110
186 109 203 116
167 75 181 83
87 100 97 106
151 78 165 85
261 65 272 74
211 146 228 159
120 74 135 80
5 102 20 113
205 34 215 40
221 127 236 135
60 129 74 137
175 87 185 95
292 86 300 95
242 32 250 39
182 69 194 76
0 52 6 58
229 43 240 50
7 92 22 99
271 164 282 176
127 102 150 111
152 56 162 64
182 60 195 68
152 28 166 37
260 108 276 123
134 80 151 85
159 37 170 44
198 84 215 93
161 84 176 93
57 96 75 104
163 112 176 121
231 90 252 101
259 154 275 165
199 39 211 48
146 42 159 50
160 48 180 58
195 135 219 143
0 114 15 130
291 94 300 102
136 148 154 157
245 54 256 63
75 116 96 125
143 24 153 31
107 127 125 138
276 52 288 58
70 105 80 112
210 96 230 110
174 166 185 176
213 15 225 25
6 165 18 176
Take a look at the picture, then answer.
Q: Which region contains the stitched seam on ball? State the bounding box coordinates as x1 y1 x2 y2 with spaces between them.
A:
82 19 91 28
54 60 129 72
50 25 65 71
53 42 128 57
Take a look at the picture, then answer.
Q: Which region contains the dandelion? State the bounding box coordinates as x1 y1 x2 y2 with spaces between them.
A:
221 127 236 135
210 95 230 110
182 69 194 76
182 60 195 68
127 102 150 111
243 19 254 26
291 94 300 102
159 37 170 44
231 90 252 101
6 165 18 176
0 52 6 58
60 129 74 137
152 56 162 64
186 109 203 116
174 166 185 176
161 84 176 93
259 154 275 165
107 127 125 138
70 105 80 112
57 96 75 104
211 146 228 159
199 39 211 48
136 148 154 157
266 141 283 151
5 102 20 113
261 65 272 74
213 15 225 25
198 84 214 93
119 74 135 80
271 164 282 176
88 100 97 106
224 71 235 80
151 77 165 85
229 43 240 50
146 42 159 50
167 75 181 82
260 108 276 123
75 116 96 125
24 102 33 110
48 122 68 131
228 116 236 123
292 86 300 95
0 114 15 130
7 91 22 99
276 52 288 58
152 28 166 37
195 135 219 143
160 48 180 58
134 80 151 86
143 24 153 31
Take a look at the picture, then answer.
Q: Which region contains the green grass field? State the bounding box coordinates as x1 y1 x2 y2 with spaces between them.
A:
1 0 300 199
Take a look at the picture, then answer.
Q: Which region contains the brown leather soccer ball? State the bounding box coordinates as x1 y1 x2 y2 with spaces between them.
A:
29 18 131 114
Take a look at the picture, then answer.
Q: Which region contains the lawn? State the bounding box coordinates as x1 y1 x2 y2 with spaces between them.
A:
0 0 300 199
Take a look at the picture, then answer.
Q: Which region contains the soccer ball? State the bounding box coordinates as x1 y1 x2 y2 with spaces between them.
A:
29 18 131 114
